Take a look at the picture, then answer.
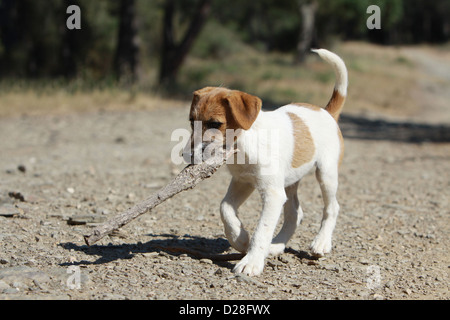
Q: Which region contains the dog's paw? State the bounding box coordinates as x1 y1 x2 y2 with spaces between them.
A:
268 243 286 256
231 235 250 253
233 253 265 276
227 230 250 253
310 234 332 257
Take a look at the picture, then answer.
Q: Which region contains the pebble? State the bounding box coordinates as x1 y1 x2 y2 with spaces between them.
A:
0 204 20 217
12 281 28 290
323 264 341 272
3 287 20 294
0 280 10 291
234 274 266 288
358 258 370 265
200 258 213 265
373 293 384 300
67 214 107 225
141 252 159 258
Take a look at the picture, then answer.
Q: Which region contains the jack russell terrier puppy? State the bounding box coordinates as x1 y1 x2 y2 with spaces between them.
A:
183 49 348 276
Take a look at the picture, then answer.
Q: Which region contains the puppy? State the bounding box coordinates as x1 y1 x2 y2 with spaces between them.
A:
183 49 347 276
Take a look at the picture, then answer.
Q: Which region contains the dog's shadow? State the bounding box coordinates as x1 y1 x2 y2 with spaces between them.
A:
60 234 316 270
60 234 237 269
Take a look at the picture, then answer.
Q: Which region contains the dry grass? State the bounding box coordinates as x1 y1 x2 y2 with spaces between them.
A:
181 41 427 118
0 41 443 119
0 87 186 118
339 42 421 118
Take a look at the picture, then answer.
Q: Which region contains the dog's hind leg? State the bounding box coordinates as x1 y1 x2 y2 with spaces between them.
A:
269 181 303 255
310 164 340 257
220 178 254 253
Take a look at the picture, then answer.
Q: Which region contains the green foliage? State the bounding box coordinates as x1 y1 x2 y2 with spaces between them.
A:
0 0 448 86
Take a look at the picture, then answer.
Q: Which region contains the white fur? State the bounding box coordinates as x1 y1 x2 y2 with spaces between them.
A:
219 49 348 276
311 49 348 96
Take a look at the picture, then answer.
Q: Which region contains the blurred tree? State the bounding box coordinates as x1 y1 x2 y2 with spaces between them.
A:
114 0 140 83
0 0 448 84
295 0 318 63
159 0 211 87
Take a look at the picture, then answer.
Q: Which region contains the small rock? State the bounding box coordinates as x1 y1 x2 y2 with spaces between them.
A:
3 287 19 294
0 280 10 291
323 264 340 272
67 187 75 194
267 287 276 294
67 214 107 225
235 274 266 288
358 258 370 265
17 165 26 173
182 268 192 276
114 136 126 144
200 258 213 265
12 281 28 290
8 191 25 202
306 259 319 266
141 252 159 258
0 258 9 265
278 255 290 264
373 293 384 300
267 260 282 268
0 204 20 217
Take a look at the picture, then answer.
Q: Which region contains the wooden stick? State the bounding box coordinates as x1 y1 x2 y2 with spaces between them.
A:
84 148 236 246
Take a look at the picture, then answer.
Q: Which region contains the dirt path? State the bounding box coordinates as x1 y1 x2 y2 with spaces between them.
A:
0 47 449 301
401 46 450 124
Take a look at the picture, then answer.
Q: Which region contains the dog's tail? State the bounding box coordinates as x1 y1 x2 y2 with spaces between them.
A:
311 49 348 122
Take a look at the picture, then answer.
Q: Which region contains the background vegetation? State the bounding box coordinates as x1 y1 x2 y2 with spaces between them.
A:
0 0 448 112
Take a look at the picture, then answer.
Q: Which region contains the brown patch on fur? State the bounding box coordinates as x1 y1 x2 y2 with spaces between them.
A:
287 112 315 168
325 90 346 122
292 102 322 112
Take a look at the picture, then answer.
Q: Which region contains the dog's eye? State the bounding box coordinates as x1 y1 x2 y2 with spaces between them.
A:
207 121 223 129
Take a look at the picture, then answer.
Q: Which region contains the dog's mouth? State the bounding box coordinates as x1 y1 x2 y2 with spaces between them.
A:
183 140 238 165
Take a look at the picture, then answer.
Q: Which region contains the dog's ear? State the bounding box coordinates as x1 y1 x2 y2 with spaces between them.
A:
224 91 262 130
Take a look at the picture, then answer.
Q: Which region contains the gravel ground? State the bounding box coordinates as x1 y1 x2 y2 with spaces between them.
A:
0 104 448 300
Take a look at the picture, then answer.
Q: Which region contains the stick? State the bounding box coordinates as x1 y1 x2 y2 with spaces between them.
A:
84 148 236 246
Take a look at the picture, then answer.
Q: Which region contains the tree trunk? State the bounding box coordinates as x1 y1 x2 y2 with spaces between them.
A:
0 0 17 77
295 0 318 64
159 0 211 87
114 0 140 83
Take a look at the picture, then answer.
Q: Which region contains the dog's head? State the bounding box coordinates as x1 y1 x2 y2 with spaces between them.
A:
182 87 262 164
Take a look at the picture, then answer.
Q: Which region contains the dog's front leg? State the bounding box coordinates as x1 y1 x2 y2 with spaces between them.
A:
220 179 254 253
233 187 287 276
